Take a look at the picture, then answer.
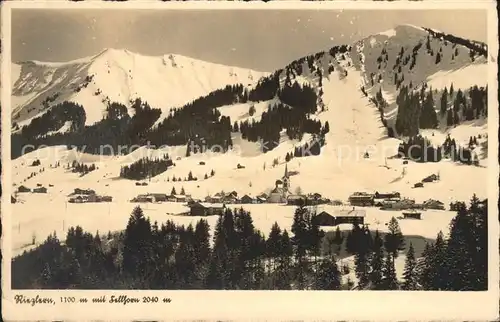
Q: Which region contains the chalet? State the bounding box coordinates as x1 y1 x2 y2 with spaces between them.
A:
403 210 422 220
239 194 254 204
131 194 153 203
205 195 223 203
287 195 307 206
214 192 225 198
256 196 267 204
423 199 445 210
150 193 169 202
334 209 366 225
173 195 187 203
221 194 238 204
312 211 336 226
374 191 401 199
72 188 96 196
98 195 113 202
414 182 424 188
330 199 343 206
69 195 85 203
189 202 225 216
313 208 366 226
33 187 48 193
228 191 238 198
257 193 268 199
422 174 439 183
381 198 415 210
348 192 374 206
17 185 31 193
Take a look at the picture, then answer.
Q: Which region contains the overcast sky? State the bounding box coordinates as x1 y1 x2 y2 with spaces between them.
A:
12 9 487 71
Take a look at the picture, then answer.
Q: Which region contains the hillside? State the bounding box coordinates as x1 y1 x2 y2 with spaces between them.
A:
12 48 267 129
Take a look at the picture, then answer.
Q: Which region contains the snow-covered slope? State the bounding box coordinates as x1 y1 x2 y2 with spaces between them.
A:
12 48 267 127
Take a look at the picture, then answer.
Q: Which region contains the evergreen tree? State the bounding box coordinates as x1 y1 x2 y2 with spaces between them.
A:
420 90 438 129
122 206 153 281
381 253 398 290
314 256 341 290
275 229 293 289
266 222 282 273
402 242 418 290
384 217 405 258
354 225 372 289
369 230 384 289
180 187 186 195
170 187 177 195
291 205 310 289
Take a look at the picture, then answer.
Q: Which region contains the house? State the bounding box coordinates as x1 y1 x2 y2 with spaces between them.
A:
381 198 415 210
348 192 375 206
287 195 307 206
189 202 225 216
98 195 113 202
310 192 322 200
374 191 401 199
312 211 337 226
423 199 445 210
17 185 31 193
150 193 169 202
199 161 206 165
174 195 187 203
256 196 267 204
403 210 422 220
257 193 268 200
313 208 366 226
228 191 238 198
334 209 366 225
69 195 84 203
205 195 223 203
132 194 154 203
414 182 424 188
422 174 439 183
240 194 255 204
33 187 48 193
72 188 96 196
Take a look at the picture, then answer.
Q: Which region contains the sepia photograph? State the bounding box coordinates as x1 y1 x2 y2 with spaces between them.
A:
1 1 498 320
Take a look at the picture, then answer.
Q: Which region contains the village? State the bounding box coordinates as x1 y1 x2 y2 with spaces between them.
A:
11 164 449 228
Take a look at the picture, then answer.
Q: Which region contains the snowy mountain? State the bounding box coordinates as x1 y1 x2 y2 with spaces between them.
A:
11 48 267 128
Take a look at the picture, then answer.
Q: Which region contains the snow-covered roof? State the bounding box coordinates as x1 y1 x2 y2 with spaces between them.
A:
191 202 225 209
334 209 367 218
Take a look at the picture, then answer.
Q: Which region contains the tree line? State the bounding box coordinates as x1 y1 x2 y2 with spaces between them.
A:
120 155 173 180
11 195 486 290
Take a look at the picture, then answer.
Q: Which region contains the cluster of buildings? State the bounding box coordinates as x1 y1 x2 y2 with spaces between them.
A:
131 193 190 203
68 188 112 203
346 190 445 213
17 184 48 194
